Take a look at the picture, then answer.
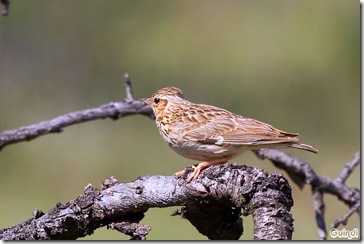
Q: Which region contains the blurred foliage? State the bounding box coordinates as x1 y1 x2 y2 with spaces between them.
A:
0 0 359 240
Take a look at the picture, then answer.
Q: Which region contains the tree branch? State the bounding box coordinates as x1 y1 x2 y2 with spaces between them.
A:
0 73 359 239
331 202 360 229
335 152 360 184
0 74 154 151
253 149 360 239
0 165 294 240
312 189 327 240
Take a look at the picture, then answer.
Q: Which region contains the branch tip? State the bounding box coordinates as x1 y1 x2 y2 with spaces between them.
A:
102 176 120 189
1 0 9 16
331 202 360 229
0 72 156 150
33 209 45 219
123 72 134 102
335 151 360 184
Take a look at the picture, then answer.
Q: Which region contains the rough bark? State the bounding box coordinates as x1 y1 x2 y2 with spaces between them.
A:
253 149 360 239
0 74 359 239
0 164 294 240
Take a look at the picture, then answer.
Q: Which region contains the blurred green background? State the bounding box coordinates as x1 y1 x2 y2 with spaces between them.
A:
0 0 359 240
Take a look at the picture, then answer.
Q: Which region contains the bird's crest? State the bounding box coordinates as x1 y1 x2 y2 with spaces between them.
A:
153 86 184 98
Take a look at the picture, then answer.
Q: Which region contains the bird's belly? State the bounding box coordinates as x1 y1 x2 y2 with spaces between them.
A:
168 140 247 162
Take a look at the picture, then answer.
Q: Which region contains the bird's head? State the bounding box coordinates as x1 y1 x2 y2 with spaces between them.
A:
141 86 184 120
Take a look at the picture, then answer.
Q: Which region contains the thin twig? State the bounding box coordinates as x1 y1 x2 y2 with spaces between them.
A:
331 202 361 229
312 189 327 240
335 151 360 184
123 73 134 102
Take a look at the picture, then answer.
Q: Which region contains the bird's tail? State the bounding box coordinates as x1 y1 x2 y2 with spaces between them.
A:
291 143 318 153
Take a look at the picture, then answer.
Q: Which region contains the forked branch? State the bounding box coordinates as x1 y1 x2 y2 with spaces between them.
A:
0 74 153 151
253 149 360 240
0 74 360 240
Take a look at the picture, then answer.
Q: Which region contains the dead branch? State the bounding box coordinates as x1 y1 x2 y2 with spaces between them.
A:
0 73 359 240
332 202 360 229
253 149 360 240
335 152 360 184
0 74 154 151
0 165 294 240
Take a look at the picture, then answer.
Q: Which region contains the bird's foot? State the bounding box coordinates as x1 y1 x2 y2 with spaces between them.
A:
173 164 203 182
175 160 228 182
188 161 228 182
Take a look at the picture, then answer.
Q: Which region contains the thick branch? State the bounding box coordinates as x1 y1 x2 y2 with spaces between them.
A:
0 164 293 240
243 172 294 240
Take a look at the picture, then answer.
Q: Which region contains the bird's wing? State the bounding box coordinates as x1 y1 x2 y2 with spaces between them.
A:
182 116 299 146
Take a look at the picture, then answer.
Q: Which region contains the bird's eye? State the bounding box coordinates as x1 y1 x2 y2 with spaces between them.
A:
154 98 161 104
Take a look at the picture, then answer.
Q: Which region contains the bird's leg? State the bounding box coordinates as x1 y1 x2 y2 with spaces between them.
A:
173 159 228 182
187 160 228 182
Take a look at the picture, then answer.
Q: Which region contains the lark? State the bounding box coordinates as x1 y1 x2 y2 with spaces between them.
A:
142 86 318 182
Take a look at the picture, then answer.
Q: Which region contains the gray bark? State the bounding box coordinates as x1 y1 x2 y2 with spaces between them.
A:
0 164 294 240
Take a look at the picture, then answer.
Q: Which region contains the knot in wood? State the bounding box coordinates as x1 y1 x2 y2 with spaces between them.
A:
135 186 143 194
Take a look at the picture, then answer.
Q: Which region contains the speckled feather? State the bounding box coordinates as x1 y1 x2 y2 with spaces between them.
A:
142 86 318 181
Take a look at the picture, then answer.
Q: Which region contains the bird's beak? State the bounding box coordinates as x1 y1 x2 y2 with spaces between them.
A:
140 98 152 106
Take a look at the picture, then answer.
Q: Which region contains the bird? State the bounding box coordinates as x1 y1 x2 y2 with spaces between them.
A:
142 86 318 182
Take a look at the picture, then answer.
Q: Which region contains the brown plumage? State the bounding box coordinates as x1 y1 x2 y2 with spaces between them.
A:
142 86 318 182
